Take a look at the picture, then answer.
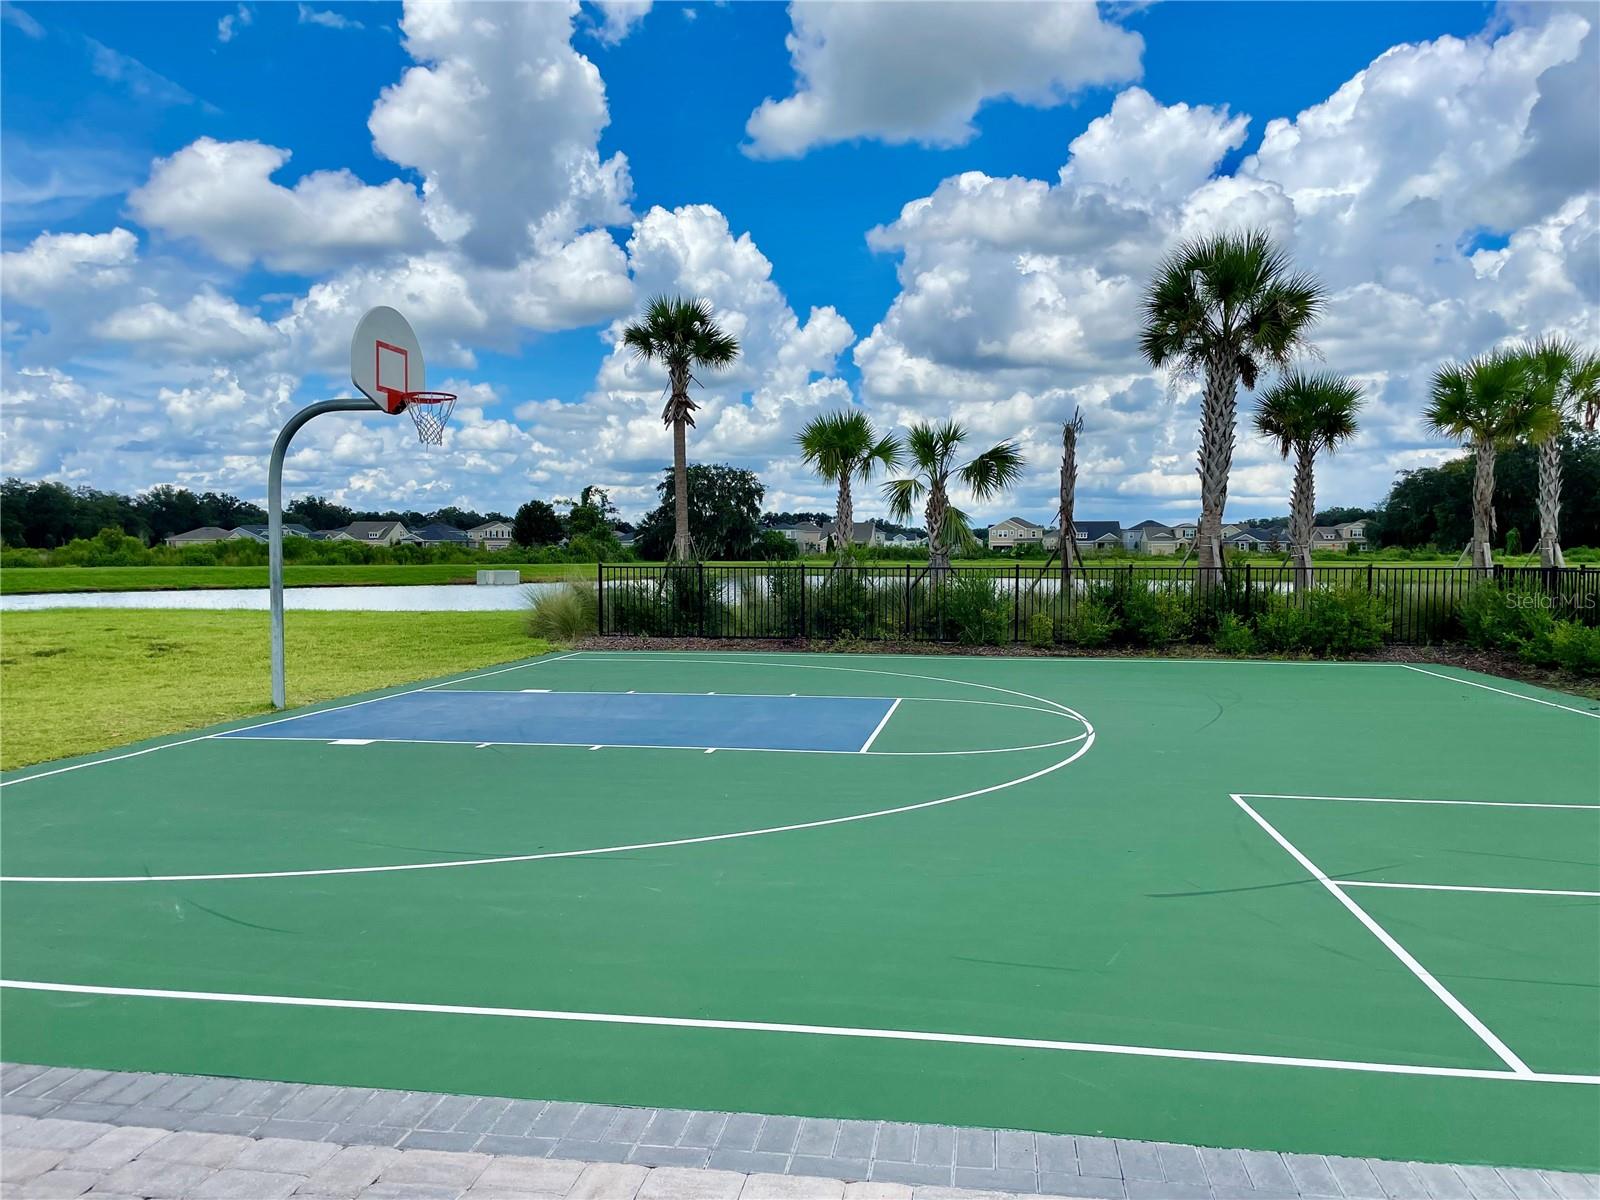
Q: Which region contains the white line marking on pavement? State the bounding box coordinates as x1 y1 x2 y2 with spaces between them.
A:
1230 794 1534 1077
1240 793 1600 811
330 739 373 746
1399 664 1600 719
1339 881 1600 898
859 698 902 754
2 978 1593 1086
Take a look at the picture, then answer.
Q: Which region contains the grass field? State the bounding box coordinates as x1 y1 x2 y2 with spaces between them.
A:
0 610 547 769
0 555 1549 595
2 650 1595 1170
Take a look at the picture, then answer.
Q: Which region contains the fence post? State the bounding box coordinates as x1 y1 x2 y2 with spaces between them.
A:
1366 563 1373 593
1013 563 1021 642
904 563 912 636
1244 562 1252 619
697 562 706 638
799 564 807 639
595 560 604 635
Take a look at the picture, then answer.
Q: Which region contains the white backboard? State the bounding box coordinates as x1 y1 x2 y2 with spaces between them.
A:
351 306 425 413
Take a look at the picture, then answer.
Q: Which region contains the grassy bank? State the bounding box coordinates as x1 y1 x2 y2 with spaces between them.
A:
0 610 547 770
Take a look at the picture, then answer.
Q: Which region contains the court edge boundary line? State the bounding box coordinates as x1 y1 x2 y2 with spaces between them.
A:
2 979 1594 1086
1240 793 1600 811
1398 664 1600 718
213 731 1089 758
1 724 1095 883
859 697 900 753
1340 881 1600 898
1229 794 1534 1077
0 652 582 789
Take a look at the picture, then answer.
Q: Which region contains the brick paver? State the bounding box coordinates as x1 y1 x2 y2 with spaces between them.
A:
1 1062 1591 1200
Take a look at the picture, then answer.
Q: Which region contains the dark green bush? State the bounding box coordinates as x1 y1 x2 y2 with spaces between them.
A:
1063 592 1118 647
943 573 1009 645
526 584 597 641
1121 586 1190 647
1254 600 1306 653
1026 611 1055 649
811 570 877 638
1212 612 1256 656
1457 584 1555 655
1550 621 1600 675
1299 586 1390 656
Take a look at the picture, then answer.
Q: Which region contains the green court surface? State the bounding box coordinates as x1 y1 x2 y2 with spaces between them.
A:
2 651 1597 1170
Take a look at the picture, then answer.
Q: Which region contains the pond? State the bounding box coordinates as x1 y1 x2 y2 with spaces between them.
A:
0 583 565 613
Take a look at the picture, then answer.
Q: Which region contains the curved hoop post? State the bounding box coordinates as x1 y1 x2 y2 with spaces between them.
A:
269 396 381 709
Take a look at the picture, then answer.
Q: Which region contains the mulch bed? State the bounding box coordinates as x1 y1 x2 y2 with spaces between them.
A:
574 636 1600 702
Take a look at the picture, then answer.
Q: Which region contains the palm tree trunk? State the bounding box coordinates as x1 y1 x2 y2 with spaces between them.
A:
1471 442 1496 572
670 368 691 562
1060 413 1079 592
835 474 854 565
1537 434 1564 568
1196 353 1240 579
1290 441 1315 590
925 484 949 572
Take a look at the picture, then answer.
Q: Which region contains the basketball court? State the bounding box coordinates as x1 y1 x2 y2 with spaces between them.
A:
3 650 1597 1172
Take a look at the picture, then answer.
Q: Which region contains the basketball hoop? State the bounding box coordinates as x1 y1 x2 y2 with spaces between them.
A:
401 391 456 445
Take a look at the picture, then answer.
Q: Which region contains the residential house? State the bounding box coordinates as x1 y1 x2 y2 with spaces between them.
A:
885 532 926 548
466 520 514 550
1122 520 1169 552
1045 521 1122 553
343 520 421 545
774 522 825 553
987 517 1046 550
615 529 637 550
233 524 313 541
820 519 884 549
163 526 241 547
1223 527 1288 553
412 522 470 546
1309 521 1369 552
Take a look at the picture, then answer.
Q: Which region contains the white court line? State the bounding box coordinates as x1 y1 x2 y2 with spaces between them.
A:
2 727 1094 883
214 729 1089 759
1399 664 1600 719
330 739 373 747
1241 793 1600 811
3 978 1594 1086
1340 881 1600 898
0 651 582 789
858 698 902 753
1230 794 1534 1077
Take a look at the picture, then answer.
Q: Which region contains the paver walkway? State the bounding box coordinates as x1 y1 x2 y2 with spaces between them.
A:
2 1064 1594 1199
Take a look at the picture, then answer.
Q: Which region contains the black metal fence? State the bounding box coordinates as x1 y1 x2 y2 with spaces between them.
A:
595 562 1600 645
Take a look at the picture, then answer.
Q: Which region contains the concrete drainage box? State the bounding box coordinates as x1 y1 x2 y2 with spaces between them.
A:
475 570 522 586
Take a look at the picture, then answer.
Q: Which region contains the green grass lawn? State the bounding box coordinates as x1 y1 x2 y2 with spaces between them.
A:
0 555 1530 595
0 610 548 770
0 563 599 594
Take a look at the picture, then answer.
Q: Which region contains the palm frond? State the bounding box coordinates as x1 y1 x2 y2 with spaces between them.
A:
942 506 978 554
1253 370 1363 457
881 476 925 522
958 440 1026 500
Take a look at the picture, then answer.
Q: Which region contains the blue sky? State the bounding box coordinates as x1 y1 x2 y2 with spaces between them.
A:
2 1 1594 524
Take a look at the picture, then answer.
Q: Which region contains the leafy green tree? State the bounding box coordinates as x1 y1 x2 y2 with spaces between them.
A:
1252 370 1364 586
636 464 765 560
796 411 901 563
284 495 354 532
1425 350 1555 569
882 422 1024 571
621 297 740 560
1139 230 1325 574
512 499 564 548
1513 336 1600 566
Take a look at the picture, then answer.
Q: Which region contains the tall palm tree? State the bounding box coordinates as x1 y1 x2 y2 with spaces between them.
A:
1513 336 1600 567
1252 371 1364 588
882 421 1024 571
1425 350 1554 571
622 296 740 561
796 411 901 563
1139 230 1326 575
1059 408 1084 587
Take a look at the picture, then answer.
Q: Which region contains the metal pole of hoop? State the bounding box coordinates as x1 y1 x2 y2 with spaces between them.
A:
268 397 381 709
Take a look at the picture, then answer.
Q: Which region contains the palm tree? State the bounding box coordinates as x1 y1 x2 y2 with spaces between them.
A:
1059 408 1084 587
1513 336 1600 567
1425 350 1554 571
1252 371 1364 588
882 421 1024 571
1139 230 1326 575
622 296 740 561
796 411 901 563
